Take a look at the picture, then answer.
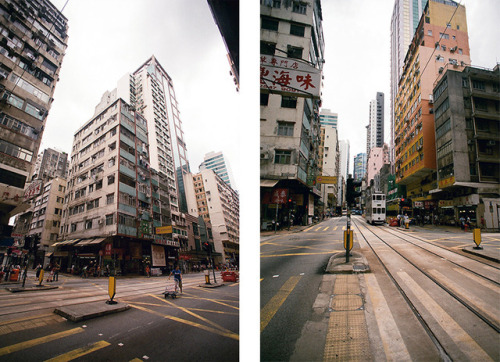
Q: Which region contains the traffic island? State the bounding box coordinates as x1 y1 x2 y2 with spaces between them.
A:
325 252 371 274
198 282 225 288
54 301 130 322
6 285 59 292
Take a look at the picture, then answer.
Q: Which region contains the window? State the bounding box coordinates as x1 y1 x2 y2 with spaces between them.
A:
290 23 305 37
292 1 307 14
281 96 297 108
85 220 93 230
458 48 463 55
108 174 115 185
71 223 77 232
260 41 276 56
261 17 279 31
260 93 269 106
472 80 485 90
287 45 303 59
105 214 114 226
277 121 294 136
427 30 432 36
274 150 292 164
107 193 115 205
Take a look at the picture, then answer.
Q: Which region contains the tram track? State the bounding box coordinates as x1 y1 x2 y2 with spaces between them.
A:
382 224 500 273
351 217 499 361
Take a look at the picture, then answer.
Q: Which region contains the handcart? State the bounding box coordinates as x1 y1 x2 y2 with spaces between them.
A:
163 279 179 299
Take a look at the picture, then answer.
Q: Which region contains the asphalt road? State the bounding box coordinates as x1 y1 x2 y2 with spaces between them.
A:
0 273 239 361
260 216 500 361
260 217 346 361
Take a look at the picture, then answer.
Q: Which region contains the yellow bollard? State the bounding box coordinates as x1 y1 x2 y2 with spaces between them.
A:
473 228 482 249
38 269 44 286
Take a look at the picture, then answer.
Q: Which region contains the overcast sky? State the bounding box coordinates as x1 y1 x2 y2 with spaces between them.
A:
42 0 241 189
320 0 500 173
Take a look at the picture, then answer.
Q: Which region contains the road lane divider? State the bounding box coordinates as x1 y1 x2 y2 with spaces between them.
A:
0 327 84 357
261 276 301 332
44 340 111 362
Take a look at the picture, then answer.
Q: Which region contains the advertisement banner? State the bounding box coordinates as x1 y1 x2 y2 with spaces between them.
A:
151 244 166 267
271 188 289 204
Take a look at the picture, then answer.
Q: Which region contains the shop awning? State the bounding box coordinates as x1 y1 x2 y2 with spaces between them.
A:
260 179 279 188
45 252 53 257
75 237 106 246
52 239 81 246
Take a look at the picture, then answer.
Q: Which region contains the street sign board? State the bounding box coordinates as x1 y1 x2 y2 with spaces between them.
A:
316 176 337 184
156 225 173 234
260 54 321 99
271 188 289 204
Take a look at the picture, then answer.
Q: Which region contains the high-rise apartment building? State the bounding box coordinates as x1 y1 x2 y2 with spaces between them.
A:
93 56 192 240
318 122 339 212
366 144 390 185
0 0 68 230
32 147 68 181
199 151 236 190
193 169 239 265
354 153 367 181
58 99 182 274
390 0 429 166
13 176 65 267
394 0 470 205
319 109 338 129
366 92 385 156
260 0 325 226
432 64 499 229
338 140 350 206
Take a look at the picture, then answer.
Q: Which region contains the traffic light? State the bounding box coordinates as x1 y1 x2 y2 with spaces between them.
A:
202 242 211 254
23 236 32 251
346 178 362 206
33 234 41 254
400 198 412 207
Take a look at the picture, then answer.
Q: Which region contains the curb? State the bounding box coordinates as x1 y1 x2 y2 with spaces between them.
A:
54 301 130 322
325 252 371 274
7 285 59 292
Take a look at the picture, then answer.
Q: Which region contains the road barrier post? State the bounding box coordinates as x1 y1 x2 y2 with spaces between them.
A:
473 228 482 249
106 276 117 304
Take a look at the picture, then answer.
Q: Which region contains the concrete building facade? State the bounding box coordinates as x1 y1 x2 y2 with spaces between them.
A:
0 0 68 233
194 169 239 265
32 147 68 181
366 92 384 156
260 0 325 226
394 0 470 212
432 64 500 229
366 144 390 185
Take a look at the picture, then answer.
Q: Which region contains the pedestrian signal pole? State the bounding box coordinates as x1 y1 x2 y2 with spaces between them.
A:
344 212 353 263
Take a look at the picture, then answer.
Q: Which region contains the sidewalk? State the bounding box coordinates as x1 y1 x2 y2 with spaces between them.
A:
260 222 320 237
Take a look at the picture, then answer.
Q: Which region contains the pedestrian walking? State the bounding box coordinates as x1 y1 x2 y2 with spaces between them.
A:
54 263 60 281
169 265 182 293
481 216 486 229
35 264 42 280
145 264 150 278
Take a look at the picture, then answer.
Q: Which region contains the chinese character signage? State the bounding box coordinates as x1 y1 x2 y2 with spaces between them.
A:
438 176 455 189
23 180 42 201
316 176 337 184
271 188 289 204
260 55 321 99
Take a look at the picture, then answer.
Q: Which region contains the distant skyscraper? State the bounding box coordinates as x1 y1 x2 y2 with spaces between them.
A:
199 151 236 190
366 92 384 156
354 153 367 181
390 0 429 166
319 109 338 129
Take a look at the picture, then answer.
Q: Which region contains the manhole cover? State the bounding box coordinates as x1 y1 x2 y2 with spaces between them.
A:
330 294 363 311
353 264 367 271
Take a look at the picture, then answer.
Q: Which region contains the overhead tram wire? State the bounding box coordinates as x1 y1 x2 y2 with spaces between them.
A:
8 0 70 100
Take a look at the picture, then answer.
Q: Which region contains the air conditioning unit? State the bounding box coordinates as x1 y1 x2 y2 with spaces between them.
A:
429 95 434 104
98 218 104 225
438 67 444 74
260 152 269 160
487 140 496 146
467 140 474 145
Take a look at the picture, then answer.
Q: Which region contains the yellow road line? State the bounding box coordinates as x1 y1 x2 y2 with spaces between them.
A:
0 327 84 356
129 303 238 340
261 235 284 246
333 226 338 231
151 294 236 335
0 313 53 327
44 340 110 362
261 276 301 332
323 227 329 231
304 226 314 232
315 226 322 231
171 295 239 310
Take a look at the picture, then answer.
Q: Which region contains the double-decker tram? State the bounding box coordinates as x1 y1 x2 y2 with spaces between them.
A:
364 189 386 225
